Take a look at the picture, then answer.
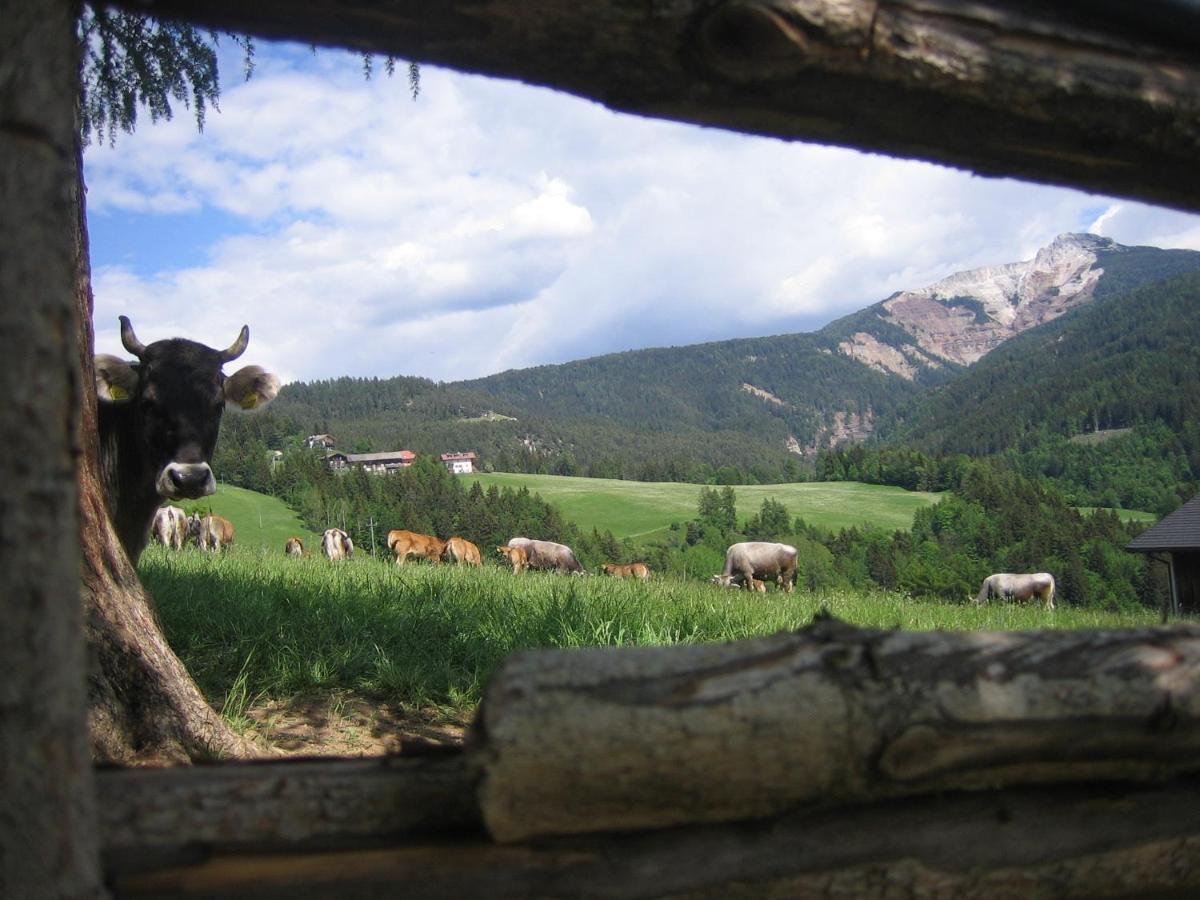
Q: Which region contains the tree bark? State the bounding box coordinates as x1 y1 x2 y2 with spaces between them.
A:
68 30 260 768
105 0 1200 213
472 617 1200 842
0 0 102 894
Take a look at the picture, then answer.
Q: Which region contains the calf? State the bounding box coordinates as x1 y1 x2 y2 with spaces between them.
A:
601 562 651 580
388 529 448 565
284 536 305 557
94 316 278 562
444 536 482 566
197 514 235 552
496 545 528 574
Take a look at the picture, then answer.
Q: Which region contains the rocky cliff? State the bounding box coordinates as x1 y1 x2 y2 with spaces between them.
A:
837 233 1116 376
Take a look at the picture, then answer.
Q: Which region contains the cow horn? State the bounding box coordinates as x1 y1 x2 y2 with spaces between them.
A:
219 326 250 363
119 316 146 358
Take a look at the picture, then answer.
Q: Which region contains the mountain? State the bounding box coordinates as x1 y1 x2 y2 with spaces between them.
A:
264 234 1200 483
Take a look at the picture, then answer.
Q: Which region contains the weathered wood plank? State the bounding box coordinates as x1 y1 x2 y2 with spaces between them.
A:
102 0 1200 211
109 778 1200 898
98 753 480 862
473 619 1200 841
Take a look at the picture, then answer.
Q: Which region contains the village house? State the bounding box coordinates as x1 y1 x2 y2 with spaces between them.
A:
441 451 479 474
1127 494 1200 615
305 433 336 450
326 450 416 474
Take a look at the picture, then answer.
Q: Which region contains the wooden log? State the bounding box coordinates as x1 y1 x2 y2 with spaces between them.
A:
97 754 480 867
109 778 1200 898
472 618 1200 841
106 0 1200 212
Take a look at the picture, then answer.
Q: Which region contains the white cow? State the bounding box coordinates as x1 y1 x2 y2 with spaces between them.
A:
151 505 188 550
321 528 354 562
976 573 1056 610
713 541 798 593
507 537 585 573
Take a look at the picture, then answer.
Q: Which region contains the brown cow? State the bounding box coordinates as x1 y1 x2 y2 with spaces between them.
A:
284 536 304 557
388 529 447 565
197 514 235 552
444 536 482 566
601 562 651 580
496 544 528 574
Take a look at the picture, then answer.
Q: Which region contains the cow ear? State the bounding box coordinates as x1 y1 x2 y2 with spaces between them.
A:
224 365 280 411
95 354 137 403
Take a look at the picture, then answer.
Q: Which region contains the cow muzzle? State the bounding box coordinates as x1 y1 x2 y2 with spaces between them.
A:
158 462 216 499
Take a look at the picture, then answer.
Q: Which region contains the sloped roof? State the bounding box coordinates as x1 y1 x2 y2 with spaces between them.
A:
1127 495 1200 552
328 450 415 463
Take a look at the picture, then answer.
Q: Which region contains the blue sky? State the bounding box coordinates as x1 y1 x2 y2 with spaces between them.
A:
84 41 1200 385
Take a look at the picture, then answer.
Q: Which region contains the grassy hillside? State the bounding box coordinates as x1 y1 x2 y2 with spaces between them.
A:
175 483 315 552
467 473 943 539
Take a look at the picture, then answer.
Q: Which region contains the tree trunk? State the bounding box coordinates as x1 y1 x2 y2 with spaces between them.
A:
0 0 102 894
472 617 1200 842
71 59 260 769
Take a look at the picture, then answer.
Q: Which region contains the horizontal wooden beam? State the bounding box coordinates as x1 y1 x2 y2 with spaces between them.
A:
107 0 1200 211
108 777 1200 897
97 754 481 873
473 619 1200 840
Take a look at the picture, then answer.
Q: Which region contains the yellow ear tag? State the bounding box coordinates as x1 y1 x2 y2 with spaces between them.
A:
241 392 259 409
109 385 129 401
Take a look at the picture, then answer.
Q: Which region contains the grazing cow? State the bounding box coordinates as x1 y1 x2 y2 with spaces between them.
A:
94 316 279 563
508 537 586 574
712 541 798 593
197 514 235 552
321 528 354 562
284 536 305 557
976 572 1056 610
387 529 447 565
444 536 482 566
601 562 651 580
496 545 528 574
151 505 188 550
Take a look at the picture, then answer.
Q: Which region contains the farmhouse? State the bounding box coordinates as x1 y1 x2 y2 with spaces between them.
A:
326 449 416 474
441 451 478 474
1127 494 1200 615
305 433 335 449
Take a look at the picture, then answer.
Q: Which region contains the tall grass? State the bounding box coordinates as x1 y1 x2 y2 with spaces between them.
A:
140 545 1163 719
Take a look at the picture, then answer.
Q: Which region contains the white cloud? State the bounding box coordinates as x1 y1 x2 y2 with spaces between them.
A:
85 45 1200 384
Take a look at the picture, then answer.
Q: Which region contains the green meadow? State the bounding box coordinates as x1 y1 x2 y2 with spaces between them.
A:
467 473 944 540
140 546 1162 726
173 483 316 552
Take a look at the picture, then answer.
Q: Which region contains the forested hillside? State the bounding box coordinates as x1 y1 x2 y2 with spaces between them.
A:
233 237 1200 510
878 268 1200 513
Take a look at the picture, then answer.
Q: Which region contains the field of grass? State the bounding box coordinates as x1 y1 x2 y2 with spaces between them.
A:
173 483 315 552
467 473 944 540
139 545 1163 726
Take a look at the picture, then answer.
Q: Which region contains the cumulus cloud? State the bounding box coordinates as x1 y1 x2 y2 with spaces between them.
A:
85 45 1200 384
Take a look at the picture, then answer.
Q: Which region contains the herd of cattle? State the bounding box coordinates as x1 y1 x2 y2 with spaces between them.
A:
110 317 1057 607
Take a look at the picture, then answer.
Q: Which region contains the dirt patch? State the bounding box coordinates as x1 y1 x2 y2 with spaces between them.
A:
244 693 470 757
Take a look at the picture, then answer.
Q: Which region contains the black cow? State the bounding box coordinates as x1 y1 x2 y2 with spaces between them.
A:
93 316 279 562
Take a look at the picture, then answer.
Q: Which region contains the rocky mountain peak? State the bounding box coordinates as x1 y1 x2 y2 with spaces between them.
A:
839 233 1117 375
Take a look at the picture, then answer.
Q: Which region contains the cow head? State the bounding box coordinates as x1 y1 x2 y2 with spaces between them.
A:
94 316 279 502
